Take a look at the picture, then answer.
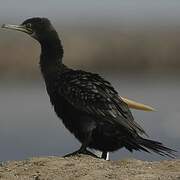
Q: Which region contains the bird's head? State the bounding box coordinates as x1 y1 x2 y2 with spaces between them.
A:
2 17 56 42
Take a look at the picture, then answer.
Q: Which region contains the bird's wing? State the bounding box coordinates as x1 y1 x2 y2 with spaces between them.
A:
58 70 145 135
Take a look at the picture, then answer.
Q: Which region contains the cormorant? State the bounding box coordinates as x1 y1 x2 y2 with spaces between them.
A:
1 18 175 159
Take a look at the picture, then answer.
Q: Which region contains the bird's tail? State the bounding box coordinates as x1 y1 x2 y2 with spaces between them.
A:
135 137 177 158
124 136 177 158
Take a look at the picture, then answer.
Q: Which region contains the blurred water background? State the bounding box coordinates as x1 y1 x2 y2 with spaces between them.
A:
0 0 180 161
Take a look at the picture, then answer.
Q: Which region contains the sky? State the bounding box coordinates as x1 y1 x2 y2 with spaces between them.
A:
0 0 180 26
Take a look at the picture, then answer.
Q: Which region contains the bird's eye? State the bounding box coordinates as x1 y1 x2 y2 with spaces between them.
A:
26 23 32 28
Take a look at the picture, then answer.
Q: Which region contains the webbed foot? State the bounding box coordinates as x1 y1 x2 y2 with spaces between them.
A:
64 149 99 158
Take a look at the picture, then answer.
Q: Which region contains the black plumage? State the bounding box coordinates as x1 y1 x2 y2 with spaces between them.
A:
2 17 176 159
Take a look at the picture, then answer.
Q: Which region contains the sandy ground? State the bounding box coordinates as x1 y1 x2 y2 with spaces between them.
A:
0 155 179 180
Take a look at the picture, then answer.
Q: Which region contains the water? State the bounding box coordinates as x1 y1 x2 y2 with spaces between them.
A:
0 75 179 161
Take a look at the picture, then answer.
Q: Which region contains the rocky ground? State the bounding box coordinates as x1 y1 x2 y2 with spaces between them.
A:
0 155 179 180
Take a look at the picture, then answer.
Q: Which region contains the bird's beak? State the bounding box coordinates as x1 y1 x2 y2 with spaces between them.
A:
121 97 155 111
1 24 33 34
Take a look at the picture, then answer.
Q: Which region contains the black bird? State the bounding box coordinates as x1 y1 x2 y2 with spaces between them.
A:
2 18 175 159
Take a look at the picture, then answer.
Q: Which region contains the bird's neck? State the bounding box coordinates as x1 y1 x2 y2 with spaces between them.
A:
40 32 64 63
39 32 66 79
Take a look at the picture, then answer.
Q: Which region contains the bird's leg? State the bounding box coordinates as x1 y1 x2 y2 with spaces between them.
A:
101 151 110 160
101 151 107 160
64 131 99 158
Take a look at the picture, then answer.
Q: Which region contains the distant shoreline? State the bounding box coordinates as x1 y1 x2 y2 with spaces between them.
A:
1 27 180 79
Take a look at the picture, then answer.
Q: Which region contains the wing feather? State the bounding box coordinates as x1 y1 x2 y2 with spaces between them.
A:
59 70 146 135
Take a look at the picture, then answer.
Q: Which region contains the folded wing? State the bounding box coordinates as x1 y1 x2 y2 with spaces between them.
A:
58 70 146 135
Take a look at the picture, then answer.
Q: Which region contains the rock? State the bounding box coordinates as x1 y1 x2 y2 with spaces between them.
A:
0 155 179 180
